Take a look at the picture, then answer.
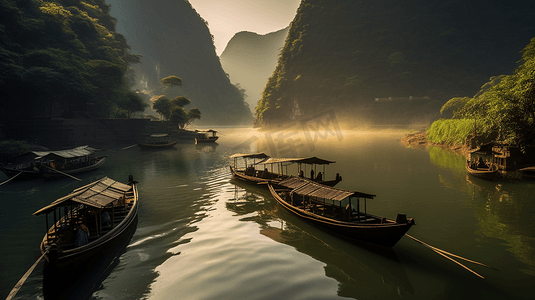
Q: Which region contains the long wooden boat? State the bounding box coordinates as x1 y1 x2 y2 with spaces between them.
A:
0 165 41 180
138 140 178 149
40 155 107 179
33 176 139 271
195 129 219 144
268 177 414 247
138 133 178 149
229 153 342 187
465 160 498 180
0 145 106 180
518 166 535 179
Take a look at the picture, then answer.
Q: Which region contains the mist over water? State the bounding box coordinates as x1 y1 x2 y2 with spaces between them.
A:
1 127 534 299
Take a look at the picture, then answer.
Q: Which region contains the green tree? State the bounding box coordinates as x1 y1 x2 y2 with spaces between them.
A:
161 75 182 87
171 96 191 107
170 106 188 128
118 91 147 118
185 108 201 127
152 96 171 120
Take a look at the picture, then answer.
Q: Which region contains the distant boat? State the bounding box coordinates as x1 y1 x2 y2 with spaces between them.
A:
0 145 106 180
33 176 139 271
229 153 342 187
138 134 178 149
465 159 498 180
195 129 219 144
268 177 415 247
518 166 535 179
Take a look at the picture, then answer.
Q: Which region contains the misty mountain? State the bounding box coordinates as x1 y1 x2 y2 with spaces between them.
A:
220 27 289 110
255 0 535 127
107 0 252 125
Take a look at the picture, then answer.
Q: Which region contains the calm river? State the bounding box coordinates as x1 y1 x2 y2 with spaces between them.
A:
1 127 534 299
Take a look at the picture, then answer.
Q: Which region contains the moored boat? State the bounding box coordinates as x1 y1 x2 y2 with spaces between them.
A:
268 177 414 247
195 129 219 144
33 176 139 271
0 145 106 180
229 153 342 187
465 159 498 180
138 134 178 149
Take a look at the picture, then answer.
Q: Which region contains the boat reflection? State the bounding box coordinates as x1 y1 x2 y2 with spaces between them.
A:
227 181 414 298
42 217 138 300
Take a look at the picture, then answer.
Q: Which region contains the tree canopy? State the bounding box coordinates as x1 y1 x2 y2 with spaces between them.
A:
0 0 141 120
436 37 535 146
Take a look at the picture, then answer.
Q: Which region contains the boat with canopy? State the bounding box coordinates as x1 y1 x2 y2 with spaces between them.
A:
33 176 139 270
0 146 106 180
268 177 414 247
229 153 342 186
138 134 178 149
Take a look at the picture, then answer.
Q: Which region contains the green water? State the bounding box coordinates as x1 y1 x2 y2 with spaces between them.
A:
1 127 534 299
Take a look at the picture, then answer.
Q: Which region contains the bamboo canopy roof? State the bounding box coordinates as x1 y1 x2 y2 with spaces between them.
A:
261 157 335 165
229 153 269 159
33 177 132 215
33 145 99 160
277 177 376 201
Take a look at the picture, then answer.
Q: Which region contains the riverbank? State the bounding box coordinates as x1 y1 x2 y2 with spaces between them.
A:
401 131 471 157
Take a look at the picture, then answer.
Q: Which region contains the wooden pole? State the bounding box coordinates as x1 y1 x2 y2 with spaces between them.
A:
6 250 48 300
0 171 23 186
42 166 82 181
122 144 138 150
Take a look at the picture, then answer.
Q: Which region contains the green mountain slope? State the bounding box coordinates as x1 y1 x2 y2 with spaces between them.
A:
255 0 535 127
0 0 140 120
107 0 252 125
220 27 289 110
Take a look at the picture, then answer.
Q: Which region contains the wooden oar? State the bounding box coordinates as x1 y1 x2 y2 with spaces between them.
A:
405 234 497 270
431 248 485 279
122 144 138 150
406 234 497 279
0 171 23 186
6 250 48 300
43 166 82 181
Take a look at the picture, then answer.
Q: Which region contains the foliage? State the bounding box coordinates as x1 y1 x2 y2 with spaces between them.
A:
169 106 187 128
0 0 140 120
0 140 32 163
152 96 171 120
171 96 191 108
161 75 182 87
436 37 535 146
254 0 535 126
116 90 147 118
427 119 475 145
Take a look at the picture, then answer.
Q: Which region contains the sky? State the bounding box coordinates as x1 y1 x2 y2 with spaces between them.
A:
188 0 301 55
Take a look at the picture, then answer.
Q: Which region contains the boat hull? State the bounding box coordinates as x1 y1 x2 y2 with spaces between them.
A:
0 167 41 180
138 141 178 149
40 156 107 179
195 137 218 144
268 184 413 247
465 161 498 180
40 184 139 271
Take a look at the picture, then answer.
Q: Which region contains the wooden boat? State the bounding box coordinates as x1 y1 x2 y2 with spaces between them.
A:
138 133 177 149
40 155 107 179
518 166 535 179
229 153 281 184
33 176 139 271
268 177 415 247
0 146 106 180
195 129 219 144
465 159 498 180
229 153 342 187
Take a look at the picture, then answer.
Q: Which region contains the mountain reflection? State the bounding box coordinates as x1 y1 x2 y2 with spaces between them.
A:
227 181 414 298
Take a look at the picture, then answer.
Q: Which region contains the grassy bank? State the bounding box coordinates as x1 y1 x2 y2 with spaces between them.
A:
427 119 475 145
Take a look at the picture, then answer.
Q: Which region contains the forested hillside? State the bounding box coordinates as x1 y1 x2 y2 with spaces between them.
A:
0 0 144 121
107 0 252 125
220 27 289 110
255 0 535 127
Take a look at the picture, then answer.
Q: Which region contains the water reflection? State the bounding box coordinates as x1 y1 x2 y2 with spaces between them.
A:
426 146 535 276
227 181 415 298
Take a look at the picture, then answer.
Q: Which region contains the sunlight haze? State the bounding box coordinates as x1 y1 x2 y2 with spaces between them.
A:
188 0 301 55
